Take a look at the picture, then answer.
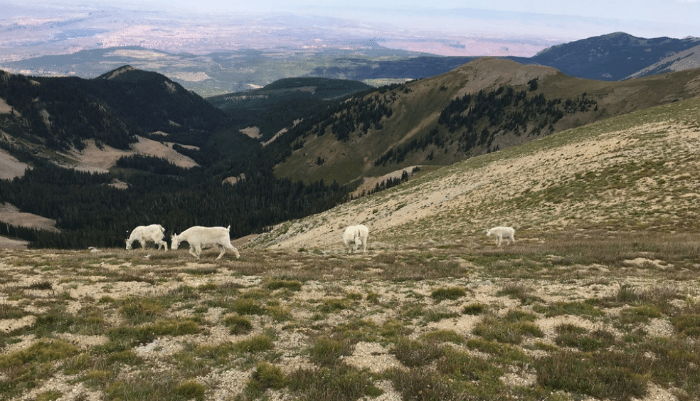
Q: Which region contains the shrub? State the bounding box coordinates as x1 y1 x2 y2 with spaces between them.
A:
463 303 486 315
473 315 543 344
251 362 287 389
389 367 468 401
175 379 205 401
309 337 352 366
430 286 466 301
391 337 444 367
554 324 616 352
288 365 382 401
537 351 649 400
436 350 502 381
671 313 700 337
265 279 302 291
222 314 253 335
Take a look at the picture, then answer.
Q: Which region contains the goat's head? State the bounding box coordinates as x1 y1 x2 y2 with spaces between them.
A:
171 233 181 250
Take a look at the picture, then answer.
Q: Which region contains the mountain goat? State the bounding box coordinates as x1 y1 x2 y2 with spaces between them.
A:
486 226 515 246
171 225 240 259
342 224 369 253
126 224 168 250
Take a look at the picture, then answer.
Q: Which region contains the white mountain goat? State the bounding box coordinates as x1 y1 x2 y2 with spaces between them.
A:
342 224 369 253
126 224 168 250
485 226 515 246
171 225 240 259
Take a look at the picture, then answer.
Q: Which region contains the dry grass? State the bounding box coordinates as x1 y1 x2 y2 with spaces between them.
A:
0 236 699 400
1 98 700 400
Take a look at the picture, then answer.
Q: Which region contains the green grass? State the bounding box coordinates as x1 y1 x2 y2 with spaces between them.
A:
537 351 650 401
430 286 466 301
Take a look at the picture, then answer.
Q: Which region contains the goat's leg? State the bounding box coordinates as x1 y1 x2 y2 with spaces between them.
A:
189 245 200 258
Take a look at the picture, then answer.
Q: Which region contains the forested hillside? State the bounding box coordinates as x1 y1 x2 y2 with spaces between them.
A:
0 70 139 151
273 58 700 185
207 77 373 143
3 58 700 249
0 155 347 248
0 67 351 249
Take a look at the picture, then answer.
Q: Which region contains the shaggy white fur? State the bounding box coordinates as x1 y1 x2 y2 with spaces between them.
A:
171 225 240 259
486 226 515 246
342 224 369 253
126 224 168 250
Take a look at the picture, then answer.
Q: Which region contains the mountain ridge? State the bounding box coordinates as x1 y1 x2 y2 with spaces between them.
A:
3 32 700 97
272 57 700 186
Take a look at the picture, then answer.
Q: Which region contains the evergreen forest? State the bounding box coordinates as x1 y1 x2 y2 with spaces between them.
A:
0 69 352 249
0 155 347 249
374 85 598 166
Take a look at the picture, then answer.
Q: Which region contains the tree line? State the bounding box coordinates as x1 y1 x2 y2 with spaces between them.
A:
0 71 139 151
0 155 347 249
375 86 598 166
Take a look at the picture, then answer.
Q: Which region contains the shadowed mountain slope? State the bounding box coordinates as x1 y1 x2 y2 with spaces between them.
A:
529 32 700 81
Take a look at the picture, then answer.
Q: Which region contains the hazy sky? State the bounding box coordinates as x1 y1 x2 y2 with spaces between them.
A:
10 0 700 44
109 0 700 39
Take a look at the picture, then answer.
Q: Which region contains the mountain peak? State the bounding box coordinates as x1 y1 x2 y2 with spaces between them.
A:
100 65 136 80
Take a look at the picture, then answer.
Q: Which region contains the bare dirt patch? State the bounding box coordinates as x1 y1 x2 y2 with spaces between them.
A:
62 136 198 173
0 202 59 233
0 147 29 179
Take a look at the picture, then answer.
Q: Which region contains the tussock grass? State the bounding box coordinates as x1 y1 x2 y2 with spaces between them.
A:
533 300 604 318
288 364 382 401
496 283 543 304
462 302 486 315
430 286 467 301
175 379 206 401
537 351 650 401
308 336 353 366
2 238 699 400
3 98 700 400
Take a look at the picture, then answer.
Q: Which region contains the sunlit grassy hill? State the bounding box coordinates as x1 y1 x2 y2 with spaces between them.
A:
253 96 700 251
273 58 700 187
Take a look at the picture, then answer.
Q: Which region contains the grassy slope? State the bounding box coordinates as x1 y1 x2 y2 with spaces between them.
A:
256 95 700 250
274 58 700 186
1 96 699 401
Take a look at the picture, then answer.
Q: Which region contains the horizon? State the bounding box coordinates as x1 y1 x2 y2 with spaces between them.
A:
1 0 698 58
